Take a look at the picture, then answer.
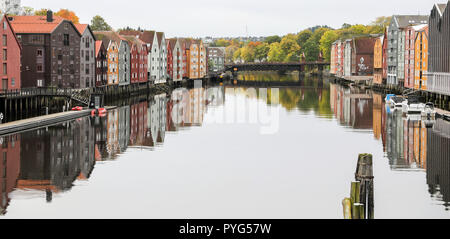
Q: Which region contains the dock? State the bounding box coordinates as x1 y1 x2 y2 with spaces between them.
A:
0 106 116 136
436 108 450 121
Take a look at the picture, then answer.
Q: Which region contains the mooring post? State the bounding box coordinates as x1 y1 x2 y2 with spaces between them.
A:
342 198 352 219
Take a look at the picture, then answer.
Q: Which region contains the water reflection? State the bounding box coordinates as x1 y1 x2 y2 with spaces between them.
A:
331 83 450 211
1 78 450 217
427 119 450 209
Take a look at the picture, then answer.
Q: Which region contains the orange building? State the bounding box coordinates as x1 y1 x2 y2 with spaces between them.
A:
414 25 429 90
95 32 120 86
373 36 384 85
199 40 207 78
373 93 383 140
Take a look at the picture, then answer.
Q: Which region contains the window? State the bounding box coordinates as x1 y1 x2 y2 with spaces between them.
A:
2 63 6 75
37 64 43 72
2 35 6 46
37 79 43 87
3 21 6 30
63 34 69 46
2 49 6 61
37 49 43 57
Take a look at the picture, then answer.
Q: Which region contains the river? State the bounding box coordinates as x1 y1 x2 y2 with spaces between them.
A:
1 72 449 219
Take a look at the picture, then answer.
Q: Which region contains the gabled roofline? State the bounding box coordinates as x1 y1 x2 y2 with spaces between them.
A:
2 14 22 50
51 19 82 37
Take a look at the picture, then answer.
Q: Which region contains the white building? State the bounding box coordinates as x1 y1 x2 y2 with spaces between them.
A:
157 32 167 84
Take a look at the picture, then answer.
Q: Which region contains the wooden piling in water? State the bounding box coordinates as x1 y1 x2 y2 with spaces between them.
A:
343 153 374 219
342 198 352 219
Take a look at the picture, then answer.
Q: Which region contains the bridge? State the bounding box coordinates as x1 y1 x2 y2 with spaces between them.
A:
225 62 330 72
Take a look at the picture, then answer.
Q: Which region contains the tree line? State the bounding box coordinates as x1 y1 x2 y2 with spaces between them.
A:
214 16 390 64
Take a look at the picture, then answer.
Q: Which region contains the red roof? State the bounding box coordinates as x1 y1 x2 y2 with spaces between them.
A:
75 24 88 35
9 15 65 34
95 40 103 57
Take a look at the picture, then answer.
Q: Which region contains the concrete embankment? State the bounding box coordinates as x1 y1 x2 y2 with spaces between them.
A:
0 106 116 136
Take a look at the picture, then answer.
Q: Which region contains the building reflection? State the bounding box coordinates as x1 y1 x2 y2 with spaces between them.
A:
426 119 450 209
330 84 373 129
17 118 96 203
0 135 21 215
384 109 428 171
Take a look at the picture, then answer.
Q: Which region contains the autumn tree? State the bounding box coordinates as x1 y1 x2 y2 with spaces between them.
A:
225 45 239 63
91 15 112 31
55 9 79 24
254 43 270 62
267 42 285 62
280 34 301 62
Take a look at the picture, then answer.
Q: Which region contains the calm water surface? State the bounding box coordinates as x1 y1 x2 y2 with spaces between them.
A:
1 73 450 219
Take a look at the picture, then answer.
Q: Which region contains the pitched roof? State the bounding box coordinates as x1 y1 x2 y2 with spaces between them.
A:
167 38 178 51
393 15 429 28
156 32 164 47
121 35 147 51
75 24 88 35
1 15 22 50
95 40 103 57
436 3 447 16
9 15 66 34
94 31 127 49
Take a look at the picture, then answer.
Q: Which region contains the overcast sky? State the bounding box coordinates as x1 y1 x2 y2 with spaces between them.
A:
22 0 441 38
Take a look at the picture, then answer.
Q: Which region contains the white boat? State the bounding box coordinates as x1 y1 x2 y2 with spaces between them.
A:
421 102 436 119
389 96 406 108
402 96 425 114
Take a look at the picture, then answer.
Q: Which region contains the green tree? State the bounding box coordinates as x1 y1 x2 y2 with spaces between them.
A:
215 39 231 47
90 15 112 31
233 48 242 62
265 35 282 44
303 38 320 62
296 29 313 47
267 42 285 62
310 28 330 42
34 9 49 16
225 45 238 63
280 34 301 62
319 30 339 62
241 46 256 62
255 43 270 62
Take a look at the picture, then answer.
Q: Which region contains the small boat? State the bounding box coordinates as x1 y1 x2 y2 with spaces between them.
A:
91 108 107 116
390 96 406 107
385 94 396 102
402 96 425 114
421 102 436 119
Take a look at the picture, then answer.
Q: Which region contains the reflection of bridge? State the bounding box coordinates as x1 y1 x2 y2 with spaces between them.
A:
225 62 330 72
228 79 325 88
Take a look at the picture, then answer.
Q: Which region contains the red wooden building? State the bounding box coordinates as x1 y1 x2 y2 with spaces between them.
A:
95 40 107 87
123 36 148 84
0 15 21 91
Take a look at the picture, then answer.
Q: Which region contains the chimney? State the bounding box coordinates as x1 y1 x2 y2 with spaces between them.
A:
47 10 53 22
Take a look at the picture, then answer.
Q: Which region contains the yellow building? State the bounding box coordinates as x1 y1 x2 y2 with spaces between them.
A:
373 36 383 85
414 25 428 90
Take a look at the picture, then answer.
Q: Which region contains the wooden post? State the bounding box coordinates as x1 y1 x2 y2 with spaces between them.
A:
351 181 361 204
352 203 365 219
342 198 352 219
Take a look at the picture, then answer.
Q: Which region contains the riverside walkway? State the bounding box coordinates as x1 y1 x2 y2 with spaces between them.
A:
0 106 116 136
